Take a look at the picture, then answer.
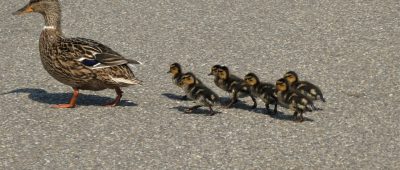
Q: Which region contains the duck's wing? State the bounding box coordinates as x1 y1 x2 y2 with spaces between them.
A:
61 37 141 69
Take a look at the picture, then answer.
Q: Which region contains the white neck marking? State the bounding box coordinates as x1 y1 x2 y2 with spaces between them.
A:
43 26 56 30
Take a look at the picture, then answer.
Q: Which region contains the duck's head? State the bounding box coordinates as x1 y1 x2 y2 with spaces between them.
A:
217 66 230 80
13 0 60 16
283 71 298 85
208 65 222 76
168 63 182 76
243 73 259 86
178 72 196 87
276 78 288 92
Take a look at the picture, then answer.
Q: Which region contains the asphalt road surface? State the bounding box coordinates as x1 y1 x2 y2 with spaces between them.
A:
1 0 399 169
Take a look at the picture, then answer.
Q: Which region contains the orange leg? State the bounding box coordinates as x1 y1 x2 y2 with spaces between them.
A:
104 87 123 107
51 88 79 108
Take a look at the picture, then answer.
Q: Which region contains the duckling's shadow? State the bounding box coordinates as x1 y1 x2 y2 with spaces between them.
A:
161 93 187 101
220 97 314 122
219 97 264 112
1 88 137 107
171 106 220 115
268 112 314 122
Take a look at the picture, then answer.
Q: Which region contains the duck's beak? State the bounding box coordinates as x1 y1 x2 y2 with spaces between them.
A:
208 72 213 76
13 4 33 16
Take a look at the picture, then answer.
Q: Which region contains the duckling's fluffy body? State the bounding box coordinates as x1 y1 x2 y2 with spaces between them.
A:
244 73 277 114
179 72 220 115
275 78 315 122
168 63 184 86
284 71 325 102
211 66 256 108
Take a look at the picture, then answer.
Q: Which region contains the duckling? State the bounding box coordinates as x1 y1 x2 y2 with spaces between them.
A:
178 72 220 116
13 0 141 108
214 66 257 108
243 73 277 114
275 78 315 122
208 64 222 85
167 63 187 100
284 71 326 102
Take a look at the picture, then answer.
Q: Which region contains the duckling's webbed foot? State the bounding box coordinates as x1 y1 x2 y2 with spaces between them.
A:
224 99 238 108
250 96 257 109
264 103 276 115
293 111 299 121
293 111 305 122
104 87 123 107
298 112 305 122
51 88 79 109
311 105 323 111
207 106 216 116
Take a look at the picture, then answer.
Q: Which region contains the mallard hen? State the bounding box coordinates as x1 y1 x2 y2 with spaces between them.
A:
13 0 141 108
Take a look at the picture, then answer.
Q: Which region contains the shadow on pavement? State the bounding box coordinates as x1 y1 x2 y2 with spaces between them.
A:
170 106 221 116
1 88 137 107
161 93 188 101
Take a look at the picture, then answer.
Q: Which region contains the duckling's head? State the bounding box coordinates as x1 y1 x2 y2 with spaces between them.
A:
243 73 260 86
208 65 222 76
276 78 289 92
284 71 299 85
168 63 182 76
217 66 230 80
178 72 196 86
13 0 61 16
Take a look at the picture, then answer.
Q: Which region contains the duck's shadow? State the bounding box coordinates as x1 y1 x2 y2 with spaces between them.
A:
163 94 313 121
220 97 314 122
170 106 221 115
1 88 137 107
161 93 187 101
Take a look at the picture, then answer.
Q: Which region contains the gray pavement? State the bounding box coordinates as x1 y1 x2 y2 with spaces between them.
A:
1 0 399 169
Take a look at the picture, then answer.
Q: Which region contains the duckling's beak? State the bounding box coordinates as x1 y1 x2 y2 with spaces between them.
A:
167 70 171 73
208 72 213 76
13 4 33 16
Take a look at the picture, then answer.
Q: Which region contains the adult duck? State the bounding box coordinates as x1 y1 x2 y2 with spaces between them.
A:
13 0 141 108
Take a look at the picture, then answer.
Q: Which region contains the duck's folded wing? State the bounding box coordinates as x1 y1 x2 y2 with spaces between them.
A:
61 38 141 69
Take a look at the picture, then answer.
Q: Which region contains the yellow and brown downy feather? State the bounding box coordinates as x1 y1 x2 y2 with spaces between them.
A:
243 73 277 114
275 78 316 122
14 0 141 108
214 66 256 108
284 71 325 102
284 71 325 110
168 63 188 100
178 72 220 116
